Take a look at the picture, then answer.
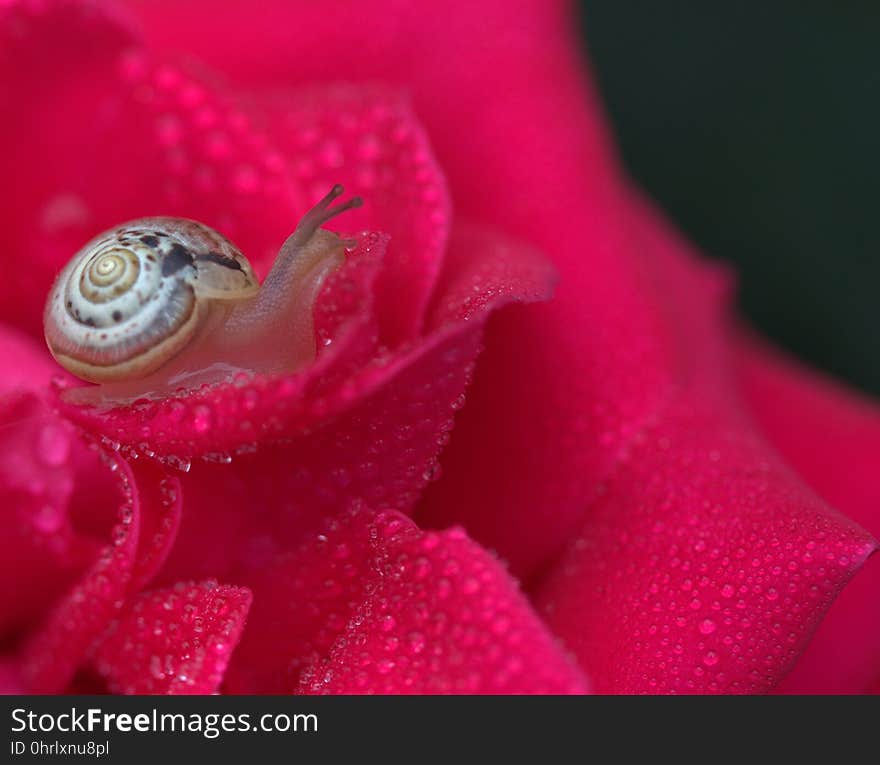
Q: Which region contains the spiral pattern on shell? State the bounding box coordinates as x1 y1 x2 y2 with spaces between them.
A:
44 218 259 383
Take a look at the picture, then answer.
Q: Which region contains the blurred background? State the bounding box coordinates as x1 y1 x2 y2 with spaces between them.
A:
578 1 879 395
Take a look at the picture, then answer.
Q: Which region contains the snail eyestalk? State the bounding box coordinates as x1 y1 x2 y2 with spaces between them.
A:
285 184 363 250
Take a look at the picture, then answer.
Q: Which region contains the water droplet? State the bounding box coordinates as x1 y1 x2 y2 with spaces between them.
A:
149 655 166 680
699 619 717 635
376 658 395 675
201 452 232 465
422 462 442 482
232 164 259 194
155 114 182 146
407 631 425 654
241 388 260 412
154 66 181 91
192 405 212 433
462 577 480 595
357 133 382 160
164 455 192 473
36 423 70 467
413 557 432 580
32 504 64 533
319 140 344 169
166 401 186 422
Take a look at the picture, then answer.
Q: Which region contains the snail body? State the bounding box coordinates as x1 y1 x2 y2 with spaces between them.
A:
44 185 361 401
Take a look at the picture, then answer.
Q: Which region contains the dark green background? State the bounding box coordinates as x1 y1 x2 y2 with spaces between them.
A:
578 2 879 394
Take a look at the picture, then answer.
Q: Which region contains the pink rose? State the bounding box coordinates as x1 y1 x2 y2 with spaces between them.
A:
0 0 877 694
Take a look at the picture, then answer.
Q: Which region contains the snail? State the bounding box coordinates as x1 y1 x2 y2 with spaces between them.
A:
44 185 362 403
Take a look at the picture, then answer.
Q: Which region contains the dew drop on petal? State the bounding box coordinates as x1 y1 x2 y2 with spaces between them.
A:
36 423 70 467
192 405 212 434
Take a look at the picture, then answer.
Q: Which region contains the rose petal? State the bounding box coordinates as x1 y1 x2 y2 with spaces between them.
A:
17 450 180 692
92 580 251 694
734 333 880 693
533 194 878 694
126 461 182 595
222 509 392 694
734 332 880 549
426 223 559 328
0 392 91 633
21 449 140 693
536 393 876 694
0 328 93 632
0 324 65 394
225 509 587 694
254 85 451 344
0 660 24 694
0 0 299 337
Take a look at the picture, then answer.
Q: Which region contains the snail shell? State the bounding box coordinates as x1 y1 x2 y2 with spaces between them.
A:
44 218 259 383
